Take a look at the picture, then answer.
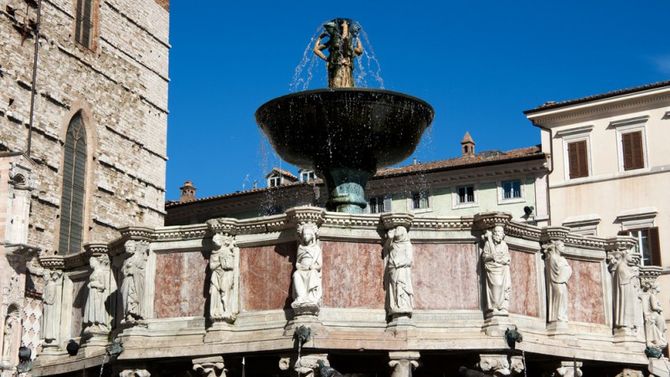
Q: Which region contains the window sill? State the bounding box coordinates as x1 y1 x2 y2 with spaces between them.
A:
411 208 433 214
453 203 478 210
498 198 525 205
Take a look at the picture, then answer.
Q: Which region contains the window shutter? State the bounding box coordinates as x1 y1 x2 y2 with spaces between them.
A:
568 141 588 179
622 131 644 170
649 227 661 266
383 195 392 212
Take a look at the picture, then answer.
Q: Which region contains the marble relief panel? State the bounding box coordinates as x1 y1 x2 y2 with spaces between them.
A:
508 250 540 317
239 243 295 311
567 259 606 324
154 252 207 318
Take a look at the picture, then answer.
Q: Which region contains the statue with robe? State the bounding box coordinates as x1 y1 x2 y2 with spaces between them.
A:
2 314 17 363
481 225 511 315
121 240 149 323
209 233 237 323
383 226 414 317
83 255 111 333
544 240 572 323
291 222 322 312
642 282 668 350
608 249 641 331
313 18 363 88
42 270 62 343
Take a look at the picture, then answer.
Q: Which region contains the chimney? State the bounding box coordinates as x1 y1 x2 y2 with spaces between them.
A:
179 180 197 203
461 132 475 157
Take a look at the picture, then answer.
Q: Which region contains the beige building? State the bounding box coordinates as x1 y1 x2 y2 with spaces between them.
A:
0 0 169 372
525 80 670 316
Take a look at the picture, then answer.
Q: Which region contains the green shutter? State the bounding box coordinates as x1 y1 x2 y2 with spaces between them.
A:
58 113 87 255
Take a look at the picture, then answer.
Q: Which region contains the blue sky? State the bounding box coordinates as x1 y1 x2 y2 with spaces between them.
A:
165 1 669 200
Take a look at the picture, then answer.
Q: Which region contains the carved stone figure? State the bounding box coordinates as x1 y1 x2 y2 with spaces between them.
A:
552 361 582 377
481 226 511 315
313 18 363 88
292 223 323 313
119 369 151 377
42 270 62 343
2 314 17 363
121 240 149 322
608 248 641 331
209 234 237 323
193 356 227 377
642 282 668 350
389 352 420 377
83 256 110 333
544 241 572 323
383 226 414 317
477 354 510 376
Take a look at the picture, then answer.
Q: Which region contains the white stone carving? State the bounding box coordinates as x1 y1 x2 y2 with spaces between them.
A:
283 353 328 377
119 369 151 377
291 222 322 315
552 361 582 377
615 369 643 377
640 269 668 351
192 356 226 377
1 312 18 365
481 226 511 315
477 354 510 376
389 351 420 377
544 240 572 323
607 246 641 332
209 234 238 323
121 240 150 323
383 226 414 318
42 270 62 344
83 255 111 334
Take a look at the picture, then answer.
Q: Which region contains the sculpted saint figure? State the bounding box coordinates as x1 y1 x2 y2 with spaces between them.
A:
209 233 237 322
313 18 363 88
291 223 322 311
83 256 110 332
121 240 149 322
608 249 641 330
642 282 668 350
545 240 573 323
42 270 62 343
383 226 414 316
2 315 16 363
482 225 511 315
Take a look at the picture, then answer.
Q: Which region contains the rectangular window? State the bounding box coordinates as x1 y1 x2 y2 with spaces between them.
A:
369 195 391 214
457 186 475 204
621 131 644 171
620 227 661 266
501 180 522 200
268 176 281 187
300 171 316 182
75 0 95 49
567 140 589 179
411 191 429 210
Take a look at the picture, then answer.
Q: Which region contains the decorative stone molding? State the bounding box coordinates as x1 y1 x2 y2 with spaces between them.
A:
541 226 570 243
38 256 65 270
192 356 226 377
552 361 582 377
388 351 420 377
84 243 109 256
206 218 238 236
322 213 379 229
606 236 638 254
154 226 208 241
119 369 151 377
473 212 512 231
118 226 155 242
380 212 414 231
411 217 473 230
286 206 326 227
477 354 510 376
505 222 542 241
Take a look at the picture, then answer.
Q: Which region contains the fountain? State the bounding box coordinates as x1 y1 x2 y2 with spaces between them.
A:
255 18 434 213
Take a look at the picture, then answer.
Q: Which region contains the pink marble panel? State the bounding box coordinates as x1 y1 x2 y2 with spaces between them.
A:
239 243 295 311
413 243 480 310
70 280 86 337
154 252 207 318
567 259 606 324
322 241 384 308
509 250 539 317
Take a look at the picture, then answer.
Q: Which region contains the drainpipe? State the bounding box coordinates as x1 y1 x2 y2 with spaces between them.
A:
534 121 554 226
25 0 42 158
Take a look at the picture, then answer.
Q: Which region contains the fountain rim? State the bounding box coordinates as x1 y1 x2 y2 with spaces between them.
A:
255 87 435 120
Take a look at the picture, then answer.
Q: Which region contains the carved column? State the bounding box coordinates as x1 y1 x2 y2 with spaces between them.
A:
551 361 582 377
192 356 226 377
606 237 643 338
206 218 240 326
380 213 414 328
286 207 326 319
474 212 513 336
388 351 419 377
541 227 572 332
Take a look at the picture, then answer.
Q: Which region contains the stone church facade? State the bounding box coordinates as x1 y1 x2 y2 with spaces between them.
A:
0 0 169 373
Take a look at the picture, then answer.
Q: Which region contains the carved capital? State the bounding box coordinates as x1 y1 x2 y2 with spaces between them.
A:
388 351 420 377
639 266 663 291
293 353 329 377
192 356 226 377
286 206 325 227
206 218 238 236
614 369 643 377
540 226 570 243
478 354 510 376
605 236 637 252
118 227 155 242
474 212 512 231
119 369 150 377
38 255 64 269
552 361 582 377
380 213 414 231
84 243 109 257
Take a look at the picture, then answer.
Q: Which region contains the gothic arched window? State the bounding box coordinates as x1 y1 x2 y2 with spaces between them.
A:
58 112 87 254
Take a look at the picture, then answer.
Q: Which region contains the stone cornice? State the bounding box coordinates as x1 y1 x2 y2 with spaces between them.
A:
118 226 155 241
380 213 414 230
38 255 65 269
473 212 512 231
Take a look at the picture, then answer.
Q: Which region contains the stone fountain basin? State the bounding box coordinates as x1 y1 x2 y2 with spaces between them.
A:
255 88 434 173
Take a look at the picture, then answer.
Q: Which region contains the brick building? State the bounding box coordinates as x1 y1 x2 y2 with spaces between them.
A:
0 0 169 372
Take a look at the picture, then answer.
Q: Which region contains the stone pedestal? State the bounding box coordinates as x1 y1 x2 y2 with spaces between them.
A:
483 314 513 337
649 358 670 377
388 351 420 377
